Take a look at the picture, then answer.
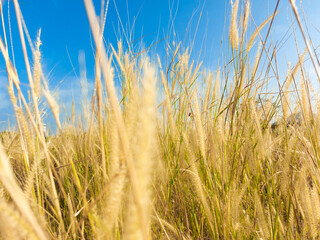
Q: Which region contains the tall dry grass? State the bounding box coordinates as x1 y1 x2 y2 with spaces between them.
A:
0 0 320 239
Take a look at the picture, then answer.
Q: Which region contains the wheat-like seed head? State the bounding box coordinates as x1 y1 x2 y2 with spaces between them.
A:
243 0 250 34
254 191 270 239
124 59 157 240
0 141 48 239
230 0 239 51
247 12 277 53
33 29 42 98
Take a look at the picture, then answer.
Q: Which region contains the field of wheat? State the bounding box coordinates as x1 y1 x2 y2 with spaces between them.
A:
0 0 320 239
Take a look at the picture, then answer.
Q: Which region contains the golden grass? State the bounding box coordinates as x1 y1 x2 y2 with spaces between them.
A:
0 0 320 239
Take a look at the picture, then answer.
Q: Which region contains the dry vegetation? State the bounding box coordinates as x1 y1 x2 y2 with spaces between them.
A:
0 0 320 239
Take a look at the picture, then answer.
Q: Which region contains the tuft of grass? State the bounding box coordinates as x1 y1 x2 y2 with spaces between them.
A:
0 0 320 239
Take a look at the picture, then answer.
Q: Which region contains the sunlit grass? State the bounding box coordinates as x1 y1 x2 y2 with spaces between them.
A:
0 0 320 239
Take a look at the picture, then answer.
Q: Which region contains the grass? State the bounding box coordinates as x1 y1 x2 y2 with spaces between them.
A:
0 0 320 239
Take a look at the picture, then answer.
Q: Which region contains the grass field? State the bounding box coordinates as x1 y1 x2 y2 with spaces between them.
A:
1 0 320 239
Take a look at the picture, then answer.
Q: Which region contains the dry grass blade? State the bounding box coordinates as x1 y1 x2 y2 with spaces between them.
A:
288 0 320 83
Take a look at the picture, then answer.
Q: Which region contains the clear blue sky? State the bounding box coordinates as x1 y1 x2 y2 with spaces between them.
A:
0 0 320 130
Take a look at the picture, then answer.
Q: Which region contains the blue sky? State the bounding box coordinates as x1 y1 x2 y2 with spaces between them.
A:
0 0 320 130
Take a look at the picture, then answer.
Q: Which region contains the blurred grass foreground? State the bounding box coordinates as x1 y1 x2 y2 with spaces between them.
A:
1 0 320 239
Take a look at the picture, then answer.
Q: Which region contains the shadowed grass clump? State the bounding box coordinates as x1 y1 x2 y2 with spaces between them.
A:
0 0 320 239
